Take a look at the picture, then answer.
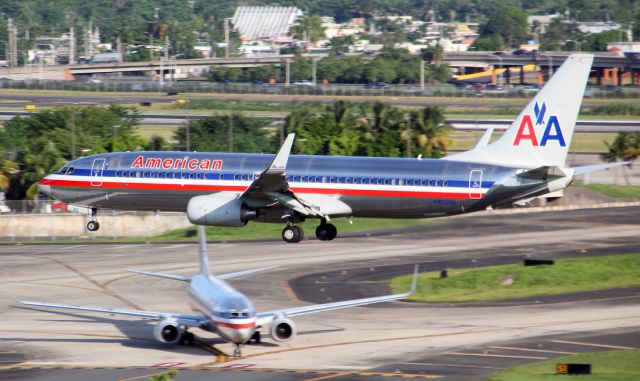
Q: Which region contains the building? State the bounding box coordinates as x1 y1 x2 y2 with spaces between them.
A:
232 6 303 41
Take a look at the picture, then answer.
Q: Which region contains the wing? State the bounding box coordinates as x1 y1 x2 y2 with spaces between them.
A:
241 133 351 219
123 269 191 282
256 265 419 327
571 162 630 176
17 300 206 327
218 266 277 280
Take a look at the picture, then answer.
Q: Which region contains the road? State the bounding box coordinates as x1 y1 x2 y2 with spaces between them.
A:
0 205 638 380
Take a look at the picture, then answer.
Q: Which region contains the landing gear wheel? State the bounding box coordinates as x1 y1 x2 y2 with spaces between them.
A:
316 223 337 241
250 331 261 344
282 225 303 243
325 223 337 241
233 345 242 357
315 225 328 241
178 331 195 345
87 221 100 232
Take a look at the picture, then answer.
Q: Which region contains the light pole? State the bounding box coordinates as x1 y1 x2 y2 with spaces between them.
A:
312 57 321 86
539 53 553 80
171 53 184 85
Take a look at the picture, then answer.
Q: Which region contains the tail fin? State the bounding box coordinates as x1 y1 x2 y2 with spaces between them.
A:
448 54 594 168
198 225 210 276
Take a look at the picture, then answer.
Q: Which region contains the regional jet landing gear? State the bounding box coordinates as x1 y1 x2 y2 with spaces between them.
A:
86 208 100 232
315 220 337 241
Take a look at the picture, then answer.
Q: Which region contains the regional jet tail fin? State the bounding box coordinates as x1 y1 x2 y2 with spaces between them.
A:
448 54 594 168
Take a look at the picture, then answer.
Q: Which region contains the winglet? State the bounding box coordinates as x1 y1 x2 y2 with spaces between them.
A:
409 264 419 295
198 225 210 276
474 127 494 149
267 133 295 174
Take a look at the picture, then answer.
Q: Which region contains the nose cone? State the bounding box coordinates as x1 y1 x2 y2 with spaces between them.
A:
38 178 53 197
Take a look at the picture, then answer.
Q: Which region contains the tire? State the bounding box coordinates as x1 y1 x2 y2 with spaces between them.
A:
293 226 304 242
282 226 296 243
87 221 99 231
326 223 337 240
315 225 328 241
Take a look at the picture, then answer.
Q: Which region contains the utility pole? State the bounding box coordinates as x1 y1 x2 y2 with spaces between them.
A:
228 114 234 152
70 107 77 159
285 59 290 86
420 60 425 90
69 27 76 64
312 58 318 85
224 18 230 58
405 115 412 158
8 18 17 66
164 35 169 60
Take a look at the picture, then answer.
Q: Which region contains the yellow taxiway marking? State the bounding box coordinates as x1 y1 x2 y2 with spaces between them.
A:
302 373 345 381
551 340 635 350
445 352 548 360
117 371 173 381
488 346 578 355
401 362 504 370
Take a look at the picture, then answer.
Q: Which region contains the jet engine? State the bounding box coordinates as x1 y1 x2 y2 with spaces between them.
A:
153 318 182 344
187 193 257 227
269 317 296 342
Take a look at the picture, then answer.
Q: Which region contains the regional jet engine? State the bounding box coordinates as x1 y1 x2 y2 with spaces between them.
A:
187 193 257 227
153 318 182 344
269 317 296 342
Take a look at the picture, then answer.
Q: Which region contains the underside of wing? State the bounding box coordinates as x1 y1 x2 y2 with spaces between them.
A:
17 300 204 326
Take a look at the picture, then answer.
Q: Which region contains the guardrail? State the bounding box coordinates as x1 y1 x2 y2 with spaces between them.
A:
1 79 640 99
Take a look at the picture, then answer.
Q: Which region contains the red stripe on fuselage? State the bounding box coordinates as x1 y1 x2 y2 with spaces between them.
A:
214 321 256 329
40 178 479 199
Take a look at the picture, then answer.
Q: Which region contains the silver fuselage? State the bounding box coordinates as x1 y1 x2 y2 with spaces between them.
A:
39 152 550 220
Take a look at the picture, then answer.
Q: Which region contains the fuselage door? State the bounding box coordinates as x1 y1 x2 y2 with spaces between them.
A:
90 158 106 187
468 169 483 199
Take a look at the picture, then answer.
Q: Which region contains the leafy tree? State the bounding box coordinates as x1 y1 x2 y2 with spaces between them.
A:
173 114 277 153
329 35 354 53
601 132 639 185
0 105 143 198
470 34 504 51
476 6 528 48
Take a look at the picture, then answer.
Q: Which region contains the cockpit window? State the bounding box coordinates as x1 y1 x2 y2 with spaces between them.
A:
66 167 75 175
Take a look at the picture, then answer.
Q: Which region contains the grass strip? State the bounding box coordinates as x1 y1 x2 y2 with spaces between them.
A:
389 254 640 303
486 349 640 381
584 184 640 198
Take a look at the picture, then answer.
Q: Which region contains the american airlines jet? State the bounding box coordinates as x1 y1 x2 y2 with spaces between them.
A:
38 54 623 243
19 226 418 356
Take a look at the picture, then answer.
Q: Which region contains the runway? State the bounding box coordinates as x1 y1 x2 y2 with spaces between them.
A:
0 205 638 380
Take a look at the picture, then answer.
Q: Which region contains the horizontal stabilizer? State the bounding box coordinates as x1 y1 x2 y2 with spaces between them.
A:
572 162 630 176
123 269 191 282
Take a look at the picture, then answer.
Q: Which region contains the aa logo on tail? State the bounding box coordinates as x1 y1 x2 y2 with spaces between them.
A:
513 102 566 147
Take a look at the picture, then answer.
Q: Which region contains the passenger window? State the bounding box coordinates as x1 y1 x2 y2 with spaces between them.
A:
301 176 307 182
428 180 435 187
398 179 403 185
136 172 141 178
443 180 448 187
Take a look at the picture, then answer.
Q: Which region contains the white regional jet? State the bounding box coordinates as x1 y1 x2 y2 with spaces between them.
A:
19 226 418 356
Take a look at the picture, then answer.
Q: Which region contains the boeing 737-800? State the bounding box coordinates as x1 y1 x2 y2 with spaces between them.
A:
38 54 625 242
19 226 418 356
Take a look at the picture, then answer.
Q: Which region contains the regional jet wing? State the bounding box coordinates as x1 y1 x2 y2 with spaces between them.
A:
16 300 206 326
255 265 418 326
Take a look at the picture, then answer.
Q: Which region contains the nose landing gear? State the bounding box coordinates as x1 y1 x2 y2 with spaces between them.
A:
87 208 100 232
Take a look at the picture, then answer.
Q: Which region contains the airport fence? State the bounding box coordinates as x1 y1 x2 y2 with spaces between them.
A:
1 79 639 99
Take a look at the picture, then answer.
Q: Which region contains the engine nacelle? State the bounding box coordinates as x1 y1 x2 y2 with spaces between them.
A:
187 193 257 227
153 318 182 344
269 317 296 342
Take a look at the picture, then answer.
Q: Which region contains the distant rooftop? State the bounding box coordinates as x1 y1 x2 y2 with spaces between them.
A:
232 6 303 40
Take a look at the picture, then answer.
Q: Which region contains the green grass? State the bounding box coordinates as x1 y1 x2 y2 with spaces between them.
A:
150 217 437 242
584 184 640 199
389 254 640 303
486 349 640 381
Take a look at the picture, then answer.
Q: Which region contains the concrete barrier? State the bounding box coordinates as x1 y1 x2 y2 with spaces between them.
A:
0 212 191 241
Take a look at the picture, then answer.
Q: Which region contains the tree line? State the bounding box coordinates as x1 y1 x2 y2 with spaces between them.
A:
208 47 451 84
0 102 452 199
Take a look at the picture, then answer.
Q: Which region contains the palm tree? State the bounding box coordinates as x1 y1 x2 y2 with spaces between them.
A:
601 132 640 185
411 107 452 158
0 159 19 194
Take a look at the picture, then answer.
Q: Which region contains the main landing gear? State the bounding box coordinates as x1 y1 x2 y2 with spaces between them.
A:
281 220 338 243
86 208 100 232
